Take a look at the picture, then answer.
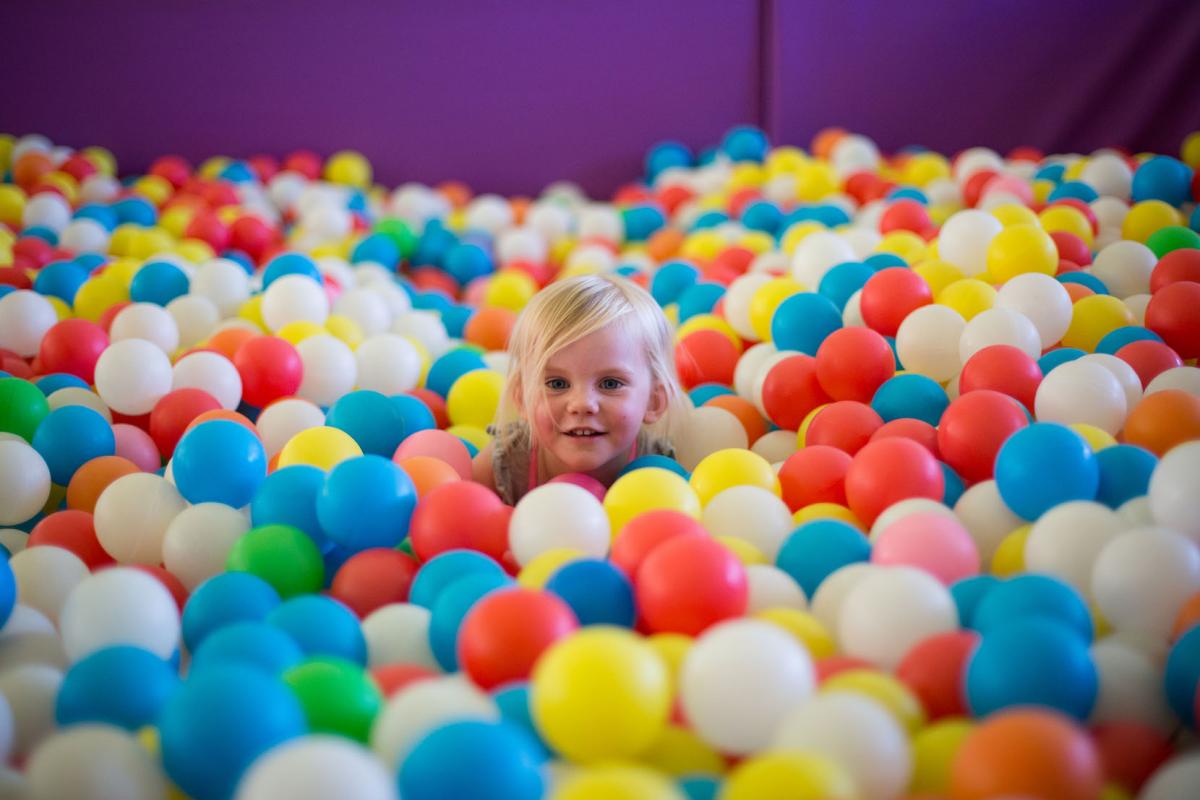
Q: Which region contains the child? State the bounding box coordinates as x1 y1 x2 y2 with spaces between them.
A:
473 273 686 504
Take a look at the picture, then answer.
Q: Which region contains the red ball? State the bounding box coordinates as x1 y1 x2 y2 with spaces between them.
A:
610 510 708 580
233 336 303 408
869 418 940 458
675 329 740 389
815 655 876 684
1145 280 1200 359
37 318 109 384
148 155 192 189
0 266 34 290
29 510 114 570
815 326 896 402
1090 721 1174 794
937 390 1029 483
330 548 420 618
184 211 230 252
1049 231 1092 266
149 388 222 458
458 588 579 690
778 445 852 512
804 401 884 454
283 150 323 180
860 268 933 338
371 664 437 697
13 237 55 269
1 353 34 379
895 630 980 720
962 170 999 208
406 389 449 429
409 267 460 299
959 344 1043 412
1150 248 1200 292
408 481 510 562
247 154 279 183
635 535 748 636
1115 339 1184 388
761 354 831 431
59 154 99 183
227 216 276 264
844 437 944 526
97 301 131 334
879 199 933 235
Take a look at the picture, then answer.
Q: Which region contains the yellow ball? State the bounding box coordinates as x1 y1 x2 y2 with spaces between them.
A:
1039 204 1094 247
990 203 1040 228
914 259 966 297
276 426 363 471
73 275 129 322
714 535 768 566
108 224 142 258
793 502 863 530
729 162 767 190
646 633 692 697
41 172 80 205
276 320 327 345
551 764 683 800
1070 423 1118 451
928 202 963 227
1182 131 1200 170
780 221 827 255
675 314 742 352
531 628 671 763
910 718 974 794
877 231 928 265
721 750 857 800
639 725 726 776
198 156 231 180
132 174 174 207
104 258 142 288
986 223 1057 282
1062 294 1135 352
903 152 952 187
238 295 267 332
1064 158 1088 181
795 161 840 201
447 368 503 428
937 278 997 320
325 314 365 349
176 239 216 264
159 206 195 239
1032 179 1056 205
446 424 491 452
821 669 926 734
45 296 73 321
797 403 829 447
0 184 24 227
755 608 836 658
82 146 117 177
991 524 1031 577
605 468 701 534
680 230 725 262
132 228 176 260
749 277 805 342
0 134 13 172
484 269 538 312
766 146 809 176
689 448 780 506
1121 199 1184 243
738 230 775 255
324 150 373 188
518 548 586 589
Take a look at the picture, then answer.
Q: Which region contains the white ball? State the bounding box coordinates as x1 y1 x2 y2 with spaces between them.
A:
565 243 616 275
0 693 11 763
1088 638 1175 733
304 205 352 241
1140 753 1200 800
1146 366 1200 397
733 341 777 400
1035 359 1127 435
58 218 110 255
1124 293 1151 325
1118 495 1155 528
0 665 62 760
166 294 219 350
509 483 610 567
674 406 748 472
261 274 329 332
1 604 55 637
810 563 880 633
172 350 243 410
746 565 807 613
333 288 392 336
1024 501 1126 599
192 259 252 317
751 429 798 464
94 338 173 415
393 310 450 359
45 387 112 421
0 529 28 557
895 305 966 383
953 148 1005 184
362 603 438 671
110 302 180 354
80 174 120 204
1090 241 1155 299
995 272 1073 349
1092 527 1200 642
525 203 572 242
870 499 958 542
267 171 309 212
10 546 90 627
1149 441 1200 543
370 676 497 770
751 351 798 418
680 619 815 755
772 691 912 800
841 227 882 260
94 472 188 565
1080 153 1133 200
792 231 856 289
25 725 166 800
162 503 250 591
838 566 958 669
296 335 357 407
22 193 71 233
830 135 881 178
464 194 514 235
938 210 1002 277
235 735 396 800
317 257 357 293
496 227 548 265
0 290 57 357
577 205 623 244
959 307 1041 362
388 184 441 226
59 567 180 662
256 398 326 458
0 440 51 526
355 333 422 395
703 486 793 561
1079 353 1142 411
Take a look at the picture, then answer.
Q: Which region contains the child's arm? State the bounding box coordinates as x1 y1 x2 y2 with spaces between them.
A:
472 442 498 491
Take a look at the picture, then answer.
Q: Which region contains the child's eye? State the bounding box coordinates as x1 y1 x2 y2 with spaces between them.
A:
599 377 626 391
545 378 568 391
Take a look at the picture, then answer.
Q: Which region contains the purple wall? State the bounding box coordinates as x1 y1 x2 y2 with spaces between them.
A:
4 1 1199 196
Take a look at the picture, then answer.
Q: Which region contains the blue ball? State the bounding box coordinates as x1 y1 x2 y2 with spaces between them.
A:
34 372 89 395
1038 347 1086 374
949 574 1002 628
426 347 488 398
250 465 329 551
217 161 256 183
1035 163 1067 184
620 454 690 479
940 461 965 507
262 252 321 289
818 261 876 311
1191 204 1200 234
1164 625 1200 727
1095 444 1157 509
159 665 307 800
679 775 721 800
391 394 437 438
441 304 474 339
33 260 89 304
493 683 553 760
887 187 929 204
409 549 508 610
645 141 693 180
994 423 1099 520
413 223 459 269
1058 271 1108 295
972 573 1093 642
689 383 736 406
111 196 157 226
1132 156 1194 206
413 289 454 314
871 374 949 426
399 720 545 800
775 520 871 598
351 233 401 269
429 573 513 671
1047 181 1100 204
129 259 190 305
691 210 730 230
56 645 179 730
31 405 115 485
623 204 667 242
0 286 13 301
182 572 282 652
721 125 769 162
770 292 843 355
545 558 636 627
221 249 255 274
444 243 494 286
651 261 701 306
267 594 367 664
74 203 119 230
1095 326 1163 355
189 621 306 676
173 420 267 508
74 253 108 272
965 618 1097 720
741 200 784 235
677 282 725 322
316 455 417 551
864 252 909 270
326 390 406 457
0 556 14 630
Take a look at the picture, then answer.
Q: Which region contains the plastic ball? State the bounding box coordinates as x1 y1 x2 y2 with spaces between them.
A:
995 271 1074 349
994 423 1099 520
804 401 883 454
31 405 115 486
9 544 90 627
688 448 778 507
94 338 172 415
986 223 1058 281
408 481 509 563
173 419 266 508
446 369 503 429
959 306 1042 363
234 336 303 408
636 533 748 635
544 559 636 628
58 566 180 662
859 267 933 337
1094 443 1157 508
280 657 381 742
959 343 1042 411
394 428 473 479
509 483 610 567
770 292 842 355
0 377 50 444
24 725 166 800
760 354 832 430
1148 440 1200 542
870 373 949 426
92 471 186 564
937 390 1028 483
317 455 417 552
110 302 181 354
179 572 280 655
150 388 223 458
458 587 578 690
277 425 362 471
235 735 397 800
719 750 856 800
844 437 944 527
329 548 419 619
815 326 895 402
398 720 543 800
55 645 178 730
172 351 243 411
871 512 979 584
1093 528 1200 642
1145 279 1200 358
894 304 966 382
604 468 701 535
28 509 112 569
1063 294 1137 352
675 329 739 389
838 565 958 669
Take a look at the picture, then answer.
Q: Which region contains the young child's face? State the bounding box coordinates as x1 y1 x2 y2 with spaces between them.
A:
530 321 666 482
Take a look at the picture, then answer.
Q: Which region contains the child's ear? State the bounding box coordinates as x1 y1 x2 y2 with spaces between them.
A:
643 383 669 424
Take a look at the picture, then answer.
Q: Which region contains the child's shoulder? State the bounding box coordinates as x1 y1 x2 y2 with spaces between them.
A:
481 421 531 505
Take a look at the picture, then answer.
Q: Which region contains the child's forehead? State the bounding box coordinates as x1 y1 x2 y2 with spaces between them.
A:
543 322 648 369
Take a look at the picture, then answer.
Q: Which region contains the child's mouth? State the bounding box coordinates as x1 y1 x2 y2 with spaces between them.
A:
565 429 604 437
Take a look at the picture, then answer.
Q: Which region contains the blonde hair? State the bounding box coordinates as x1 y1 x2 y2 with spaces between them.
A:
496 274 686 443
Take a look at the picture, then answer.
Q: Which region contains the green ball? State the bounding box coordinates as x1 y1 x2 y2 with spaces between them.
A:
374 219 418 260
0 378 50 443
226 524 324 599
282 657 382 742
1147 225 1200 258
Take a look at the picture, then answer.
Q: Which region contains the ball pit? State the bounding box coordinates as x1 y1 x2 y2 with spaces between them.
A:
1 123 1200 797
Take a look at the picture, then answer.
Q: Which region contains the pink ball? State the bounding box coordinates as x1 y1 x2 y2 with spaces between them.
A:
548 472 607 501
112 423 162 472
393 428 473 479
981 174 1034 205
872 512 980 585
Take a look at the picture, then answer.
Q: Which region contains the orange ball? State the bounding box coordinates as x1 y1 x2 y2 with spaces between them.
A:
1172 591 1200 640
13 151 54 190
206 328 257 360
397 455 462 498
437 181 472 209
647 228 685 263
187 408 259 436
463 306 517 352
510 197 531 225
66 455 141 514
1121 389 1200 456
705 394 768 445
949 709 1103 800
1063 282 1095 303
812 127 849 160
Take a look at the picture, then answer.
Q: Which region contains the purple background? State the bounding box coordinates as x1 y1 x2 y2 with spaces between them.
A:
5 0 1199 196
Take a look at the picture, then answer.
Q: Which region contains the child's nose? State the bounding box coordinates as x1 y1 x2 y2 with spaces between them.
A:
567 386 600 414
